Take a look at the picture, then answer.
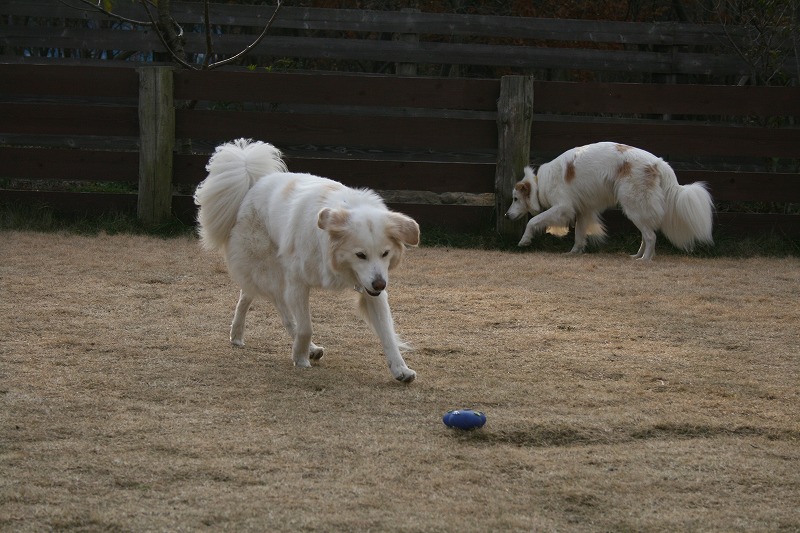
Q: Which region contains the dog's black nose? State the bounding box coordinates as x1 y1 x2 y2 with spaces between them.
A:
371 277 386 292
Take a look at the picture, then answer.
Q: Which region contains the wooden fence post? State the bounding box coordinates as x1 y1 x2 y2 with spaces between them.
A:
495 75 533 239
137 66 175 225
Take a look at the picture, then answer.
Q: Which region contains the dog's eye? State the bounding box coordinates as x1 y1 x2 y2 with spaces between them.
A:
382 250 389 258
356 252 367 260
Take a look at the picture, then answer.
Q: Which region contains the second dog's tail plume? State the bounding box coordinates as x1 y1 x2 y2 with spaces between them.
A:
659 163 714 251
194 139 287 252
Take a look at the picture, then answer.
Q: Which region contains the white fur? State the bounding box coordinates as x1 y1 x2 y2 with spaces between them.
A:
194 139 420 382
504 142 714 260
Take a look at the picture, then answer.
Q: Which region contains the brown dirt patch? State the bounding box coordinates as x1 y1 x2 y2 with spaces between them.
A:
1 231 798 531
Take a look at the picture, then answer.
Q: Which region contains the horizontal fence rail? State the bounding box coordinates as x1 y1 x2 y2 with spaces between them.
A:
0 63 798 238
4 0 797 82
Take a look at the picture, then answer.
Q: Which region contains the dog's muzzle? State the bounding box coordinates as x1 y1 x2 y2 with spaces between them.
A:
356 276 386 297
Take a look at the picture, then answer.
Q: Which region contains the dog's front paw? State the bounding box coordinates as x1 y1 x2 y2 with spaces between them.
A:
293 357 312 369
517 236 532 247
391 366 416 383
231 338 245 347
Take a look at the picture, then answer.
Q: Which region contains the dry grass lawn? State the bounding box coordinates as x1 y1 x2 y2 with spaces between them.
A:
1 231 798 532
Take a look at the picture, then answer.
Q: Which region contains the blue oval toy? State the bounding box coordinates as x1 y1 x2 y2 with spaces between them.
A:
443 409 486 430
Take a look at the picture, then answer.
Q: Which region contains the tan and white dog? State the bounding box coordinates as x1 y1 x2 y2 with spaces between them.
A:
504 142 714 260
194 139 420 382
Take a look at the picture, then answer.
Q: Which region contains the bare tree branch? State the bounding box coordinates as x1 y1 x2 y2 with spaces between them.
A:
63 0 283 71
207 1 283 70
710 0 795 85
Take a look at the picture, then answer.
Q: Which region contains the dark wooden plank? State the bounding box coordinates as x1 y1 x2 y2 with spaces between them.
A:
172 194 199 225
681 171 800 203
714 212 800 237
534 82 800 117
0 190 137 214
4 23 729 76
289 158 495 194
181 34 748 76
599 210 800 237
0 26 161 56
174 153 496 194
530 120 800 158
0 147 138 182
171 193 494 232
385 203 494 233
0 103 139 136
176 109 497 153
173 154 208 186
168 4 737 46
0 64 139 98
174 70 500 111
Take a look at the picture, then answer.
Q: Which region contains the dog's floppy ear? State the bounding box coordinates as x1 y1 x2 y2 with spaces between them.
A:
318 208 351 271
515 181 532 198
387 212 420 247
318 207 350 237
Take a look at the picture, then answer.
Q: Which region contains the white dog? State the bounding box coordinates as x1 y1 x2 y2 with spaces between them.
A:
194 139 420 382
504 142 714 260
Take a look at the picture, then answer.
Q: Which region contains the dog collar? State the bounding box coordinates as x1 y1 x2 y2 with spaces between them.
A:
534 173 543 212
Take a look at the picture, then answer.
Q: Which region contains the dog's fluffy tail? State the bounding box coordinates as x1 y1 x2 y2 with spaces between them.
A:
194 139 287 252
659 163 714 251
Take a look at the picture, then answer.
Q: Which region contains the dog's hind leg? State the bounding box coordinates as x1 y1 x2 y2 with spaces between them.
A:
630 226 657 260
624 210 658 260
569 212 594 254
230 290 254 347
359 292 416 383
631 240 646 260
620 188 663 261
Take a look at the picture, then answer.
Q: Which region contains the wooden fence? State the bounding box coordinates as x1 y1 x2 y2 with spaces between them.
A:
2 0 796 83
1 63 799 237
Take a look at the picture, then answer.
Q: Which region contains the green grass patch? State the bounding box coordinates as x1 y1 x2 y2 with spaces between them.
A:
0 202 194 238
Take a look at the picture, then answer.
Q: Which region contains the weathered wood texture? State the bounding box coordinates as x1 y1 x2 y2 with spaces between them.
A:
173 70 500 110
0 64 499 232
3 0 794 80
0 63 798 236
495 76 533 238
137 66 175 225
